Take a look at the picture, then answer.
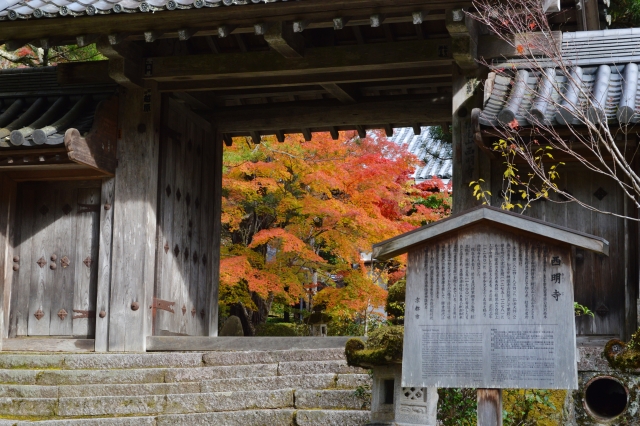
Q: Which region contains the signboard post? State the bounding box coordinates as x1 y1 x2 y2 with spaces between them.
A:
372 206 609 426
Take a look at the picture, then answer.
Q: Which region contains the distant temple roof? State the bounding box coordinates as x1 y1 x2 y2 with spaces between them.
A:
0 67 115 148
390 127 452 183
0 0 283 20
480 28 640 128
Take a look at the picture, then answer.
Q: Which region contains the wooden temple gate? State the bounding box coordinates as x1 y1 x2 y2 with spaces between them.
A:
0 0 623 354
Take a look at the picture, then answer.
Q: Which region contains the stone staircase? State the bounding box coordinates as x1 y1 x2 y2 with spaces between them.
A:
0 348 372 425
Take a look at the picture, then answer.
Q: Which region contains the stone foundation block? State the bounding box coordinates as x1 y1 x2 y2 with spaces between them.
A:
0 370 37 385
201 349 346 366
278 360 364 376
0 397 57 417
36 368 166 386
165 364 277 382
334 374 372 389
64 353 204 370
157 409 295 426
295 409 370 426
58 395 165 416
0 355 65 370
295 389 365 410
164 389 294 414
58 382 200 398
0 385 58 398
201 374 336 393
16 417 156 425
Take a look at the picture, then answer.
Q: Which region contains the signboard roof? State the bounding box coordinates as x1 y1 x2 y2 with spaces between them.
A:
372 205 609 261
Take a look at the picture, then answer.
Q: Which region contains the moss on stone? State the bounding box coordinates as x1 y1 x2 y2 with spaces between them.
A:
604 337 640 370
345 325 404 368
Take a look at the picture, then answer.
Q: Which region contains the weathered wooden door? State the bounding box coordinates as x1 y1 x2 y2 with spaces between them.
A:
153 98 216 336
10 181 100 337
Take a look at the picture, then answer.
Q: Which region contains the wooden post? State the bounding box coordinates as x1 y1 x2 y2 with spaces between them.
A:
207 132 223 337
94 178 115 352
108 87 160 352
478 389 503 426
0 174 16 348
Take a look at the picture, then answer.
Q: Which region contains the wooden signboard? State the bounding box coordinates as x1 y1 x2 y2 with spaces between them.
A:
373 206 609 394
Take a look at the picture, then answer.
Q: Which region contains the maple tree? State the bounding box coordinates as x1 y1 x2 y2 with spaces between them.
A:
219 130 450 333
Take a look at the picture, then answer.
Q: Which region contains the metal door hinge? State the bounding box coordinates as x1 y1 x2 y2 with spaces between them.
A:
73 309 95 319
150 298 175 314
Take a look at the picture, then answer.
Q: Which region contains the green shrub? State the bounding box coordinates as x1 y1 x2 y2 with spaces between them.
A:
385 279 406 324
255 322 308 336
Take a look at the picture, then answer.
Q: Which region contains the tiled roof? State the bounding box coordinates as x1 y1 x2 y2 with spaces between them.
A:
479 64 640 128
390 127 452 183
0 0 285 20
481 28 640 128
0 67 116 148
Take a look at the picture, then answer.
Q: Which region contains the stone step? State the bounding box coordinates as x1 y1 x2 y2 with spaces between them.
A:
0 349 350 371
157 410 296 426
58 382 201 398
0 363 281 386
165 363 278 382
23 373 370 398
0 353 204 370
295 389 368 410
6 417 156 425
202 348 345 366
201 373 370 393
56 389 295 417
278 360 366 376
0 397 57 417
296 410 371 426
0 385 58 398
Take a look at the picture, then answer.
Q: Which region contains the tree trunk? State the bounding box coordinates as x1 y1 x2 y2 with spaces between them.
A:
230 302 255 336
250 292 274 328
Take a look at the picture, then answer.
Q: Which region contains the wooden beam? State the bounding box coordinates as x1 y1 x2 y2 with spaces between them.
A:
234 34 247 52
157 65 452 92
76 34 98 47
146 40 452 82
329 127 339 140
250 131 261 144
144 31 163 43
178 28 196 41
301 128 312 141
204 36 219 54
412 125 422 135
384 124 394 137
172 92 214 111
222 134 233 147
96 37 144 89
218 25 235 38
2 338 94 352
356 125 367 139
333 17 348 30
211 96 449 133
64 96 119 175
275 130 285 143
446 8 479 73
320 83 356 104
263 21 305 58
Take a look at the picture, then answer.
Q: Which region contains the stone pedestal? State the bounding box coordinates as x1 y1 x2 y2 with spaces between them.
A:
369 365 438 426
310 324 327 337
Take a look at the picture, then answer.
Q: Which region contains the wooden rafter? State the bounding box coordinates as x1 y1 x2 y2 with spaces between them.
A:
210 96 450 133
144 40 452 81
0 0 470 42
